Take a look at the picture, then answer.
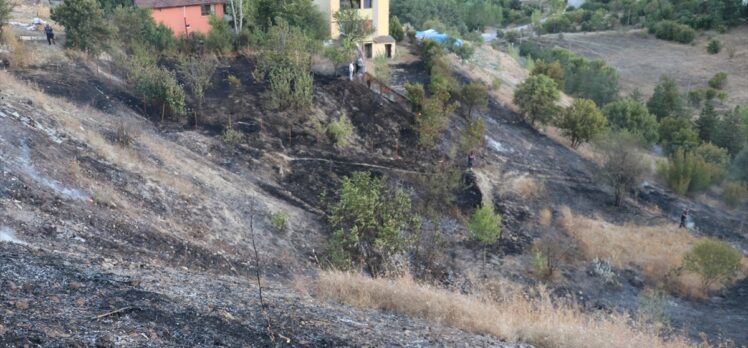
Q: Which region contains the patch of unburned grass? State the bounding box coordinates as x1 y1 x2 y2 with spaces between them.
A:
313 271 696 348
558 207 747 298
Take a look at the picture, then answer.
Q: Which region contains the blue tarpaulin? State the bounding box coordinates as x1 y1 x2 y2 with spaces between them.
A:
415 29 463 46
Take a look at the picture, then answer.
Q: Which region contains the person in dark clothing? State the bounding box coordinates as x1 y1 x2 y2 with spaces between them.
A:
679 208 689 228
467 152 476 168
44 24 55 45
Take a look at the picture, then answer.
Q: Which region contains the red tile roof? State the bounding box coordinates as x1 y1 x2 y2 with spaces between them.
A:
134 0 225 9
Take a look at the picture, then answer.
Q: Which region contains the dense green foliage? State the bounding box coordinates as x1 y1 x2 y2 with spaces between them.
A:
602 99 659 145
392 0 503 32
647 76 684 120
730 148 748 183
520 44 619 106
206 15 233 56
588 0 745 30
390 16 405 42
404 83 426 113
253 19 317 109
707 39 722 54
460 82 488 120
683 239 742 292
658 116 699 154
53 0 112 54
708 72 728 90
327 113 355 149
110 6 175 55
531 60 565 87
558 98 608 148
513 74 560 127
651 20 695 43
722 181 748 208
253 0 328 40
658 146 726 195
325 172 420 275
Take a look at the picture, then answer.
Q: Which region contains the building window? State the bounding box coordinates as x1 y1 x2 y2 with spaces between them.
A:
365 20 373 31
363 0 372 8
364 43 373 59
341 0 361 9
201 4 213 16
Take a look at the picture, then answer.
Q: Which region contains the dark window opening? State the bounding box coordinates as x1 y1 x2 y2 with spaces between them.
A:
201 4 212 16
364 43 373 59
363 0 372 8
385 44 392 58
341 0 361 9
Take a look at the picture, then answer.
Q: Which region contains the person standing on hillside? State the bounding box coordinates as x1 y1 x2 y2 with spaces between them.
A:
349 61 355 81
467 152 476 169
679 208 689 229
44 24 55 45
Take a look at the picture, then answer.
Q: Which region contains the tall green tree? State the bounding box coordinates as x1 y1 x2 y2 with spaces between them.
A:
53 0 112 54
390 15 404 42
469 204 502 269
602 98 659 145
696 102 718 144
647 75 684 120
513 74 560 127
558 98 608 149
178 54 218 126
460 82 488 120
325 172 420 275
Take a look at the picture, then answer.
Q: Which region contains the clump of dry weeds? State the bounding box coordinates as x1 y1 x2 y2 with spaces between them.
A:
314 271 696 348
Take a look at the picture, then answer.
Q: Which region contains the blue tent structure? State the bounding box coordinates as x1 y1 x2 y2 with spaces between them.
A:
415 29 463 46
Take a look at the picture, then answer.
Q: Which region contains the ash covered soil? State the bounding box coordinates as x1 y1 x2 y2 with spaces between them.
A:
1 51 747 346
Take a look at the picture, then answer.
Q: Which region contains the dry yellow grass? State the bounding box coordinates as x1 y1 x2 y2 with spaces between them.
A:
500 173 545 199
314 271 696 348
559 207 747 298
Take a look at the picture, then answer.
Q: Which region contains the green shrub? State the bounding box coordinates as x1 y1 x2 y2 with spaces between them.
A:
222 127 243 144
327 113 354 149
0 0 14 36
52 0 111 54
417 96 457 147
602 99 659 145
404 83 426 113
459 119 486 153
647 75 684 120
531 60 565 87
460 82 488 120
227 74 242 88
687 89 705 108
513 74 560 127
111 6 175 55
558 98 608 149
324 172 420 275
652 20 695 44
730 147 748 183
708 72 728 90
722 181 748 208
469 204 502 268
390 16 405 42
492 78 502 91
206 15 233 55
658 116 698 154
658 147 724 195
717 91 728 103
683 239 742 293
707 39 722 54
271 211 288 232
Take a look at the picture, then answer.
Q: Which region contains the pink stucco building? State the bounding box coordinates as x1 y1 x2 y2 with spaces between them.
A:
134 0 225 37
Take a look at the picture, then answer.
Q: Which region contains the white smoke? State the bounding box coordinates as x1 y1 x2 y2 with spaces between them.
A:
17 143 88 201
0 226 26 245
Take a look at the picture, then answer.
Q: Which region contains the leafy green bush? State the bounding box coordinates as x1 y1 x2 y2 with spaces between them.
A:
707 39 722 54
459 119 486 153
730 147 748 183
469 204 502 267
531 60 565 87
327 113 354 149
558 98 608 148
404 83 426 113
417 96 457 147
513 74 560 127
658 147 724 195
696 103 718 143
0 0 14 36
460 82 488 120
110 6 175 55
271 211 288 232
708 72 728 90
602 99 659 145
324 172 420 275
659 116 698 154
647 75 684 120
652 20 695 43
53 0 112 54
683 239 742 293
390 16 405 42
206 15 233 56
722 181 748 208
222 127 243 144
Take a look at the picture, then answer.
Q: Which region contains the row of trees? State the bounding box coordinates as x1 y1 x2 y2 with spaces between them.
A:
514 60 747 205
